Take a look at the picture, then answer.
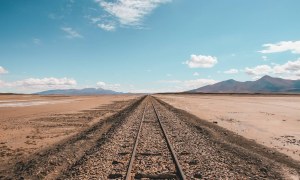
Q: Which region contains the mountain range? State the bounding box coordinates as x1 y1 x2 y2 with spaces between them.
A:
34 76 300 94
35 88 122 95
189 75 300 93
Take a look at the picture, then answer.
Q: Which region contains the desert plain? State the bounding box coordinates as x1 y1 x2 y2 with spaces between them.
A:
0 93 300 179
0 94 140 172
155 94 300 161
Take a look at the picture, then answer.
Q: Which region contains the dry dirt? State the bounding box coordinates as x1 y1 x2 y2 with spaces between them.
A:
0 94 140 173
155 94 300 161
0 95 299 179
59 96 299 179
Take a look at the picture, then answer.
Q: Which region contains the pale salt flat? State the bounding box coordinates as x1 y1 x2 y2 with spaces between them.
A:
155 94 300 161
0 99 74 107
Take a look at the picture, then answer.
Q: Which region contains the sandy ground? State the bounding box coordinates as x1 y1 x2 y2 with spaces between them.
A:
155 94 300 161
0 94 140 168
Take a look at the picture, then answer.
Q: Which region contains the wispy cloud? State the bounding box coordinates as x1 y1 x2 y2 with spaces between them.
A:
0 66 8 74
184 54 218 68
245 65 272 76
0 77 77 90
97 23 116 31
94 0 171 28
183 79 218 89
61 27 83 39
245 59 300 79
90 17 102 24
224 68 239 74
262 55 268 61
259 40 300 54
97 81 121 90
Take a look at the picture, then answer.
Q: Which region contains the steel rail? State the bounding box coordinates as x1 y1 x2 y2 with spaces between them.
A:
151 98 187 180
125 97 186 180
125 99 147 180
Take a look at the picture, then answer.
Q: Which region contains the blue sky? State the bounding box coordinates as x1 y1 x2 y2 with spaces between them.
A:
1 0 300 93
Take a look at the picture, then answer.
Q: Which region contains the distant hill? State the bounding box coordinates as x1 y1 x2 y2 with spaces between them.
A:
35 88 122 95
0 93 23 95
189 75 300 93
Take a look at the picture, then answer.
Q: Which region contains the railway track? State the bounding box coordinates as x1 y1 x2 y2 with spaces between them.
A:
61 96 186 179
58 95 297 179
123 98 186 180
1 95 299 179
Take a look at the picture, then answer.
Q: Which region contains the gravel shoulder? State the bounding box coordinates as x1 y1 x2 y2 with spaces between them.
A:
59 96 147 179
154 94 300 161
154 96 300 179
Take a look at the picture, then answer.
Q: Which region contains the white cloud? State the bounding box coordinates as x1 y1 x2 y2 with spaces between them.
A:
272 65 286 74
224 69 239 74
0 77 77 90
262 56 268 61
95 0 171 26
282 59 300 71
245 65 273 76
245 59 300 79
193 72 199 76
16 77 77 89
96 81 106 87
61 27 83 38
97 23 116 31
279 75 300 80
183 79 218 89
91 17 102 24
0 66 8 74
270 59 300 75
295 70 300 76
97 81 121 90
259 41 300 54
184 54 218 68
